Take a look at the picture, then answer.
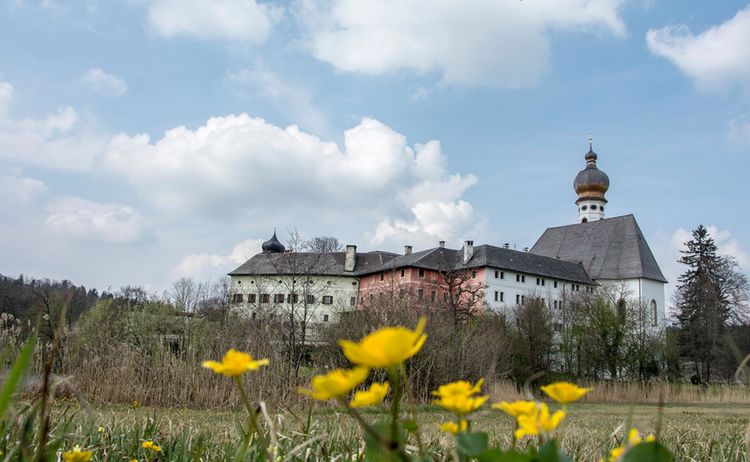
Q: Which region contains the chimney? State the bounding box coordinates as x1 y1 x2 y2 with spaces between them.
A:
438 240 445 248
404 245 413 255
503 243 510 249
463 240 474 264
345 245 356 272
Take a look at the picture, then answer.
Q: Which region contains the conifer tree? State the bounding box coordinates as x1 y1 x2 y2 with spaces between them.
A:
674 225 742 382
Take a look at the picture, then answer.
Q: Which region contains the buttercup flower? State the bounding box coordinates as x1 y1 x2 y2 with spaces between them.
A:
142 441 161 452
602 428 656 462
299 367 369 400
492 400 537 417
339 318 427 368
514 402 565 439
202 349 269 377
433 378 487 416
540 382 592 405
440 420 468 434
63 445 93 462
350 382 390 408
432 378 484 399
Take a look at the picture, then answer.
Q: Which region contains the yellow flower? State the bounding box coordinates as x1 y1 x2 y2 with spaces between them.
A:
350 382 389 408
603 429 656 461
432 378 484 399
540 382 592 405
299 367 369 400
434 394 488 416
605 446 625 462
142 441 161 452
492 400 537 417
202 349 270 377
130 460 139 462
514 403 565 439
439 420 468 434
63 445 93 462
97 426 105 433
339 318 427 368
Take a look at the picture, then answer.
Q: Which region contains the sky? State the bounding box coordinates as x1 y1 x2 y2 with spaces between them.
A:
0 0 748 306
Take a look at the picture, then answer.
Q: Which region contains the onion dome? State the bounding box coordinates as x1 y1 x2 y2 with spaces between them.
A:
261 230 286 253
573 140 610 204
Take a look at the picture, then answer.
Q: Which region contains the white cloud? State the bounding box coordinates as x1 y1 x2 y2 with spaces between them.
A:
669 225 750 278
729 113 750 145
146 0 282 43
0 79 107 170
44 197 154 244
80 68 127 96
172 238 264 278
300 0 626 87
225 68 328 134
0 172 47 207
646 5 750 93
102 114 481 249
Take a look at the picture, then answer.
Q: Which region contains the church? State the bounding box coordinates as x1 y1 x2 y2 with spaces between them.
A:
228 142 667 328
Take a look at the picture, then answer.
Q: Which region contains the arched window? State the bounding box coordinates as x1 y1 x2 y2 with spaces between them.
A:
581 205 588 211
581 218 588 223
591 204 597 210
651 300 658 327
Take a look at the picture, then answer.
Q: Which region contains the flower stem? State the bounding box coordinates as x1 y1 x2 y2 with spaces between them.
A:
233 375 269 461
388 366 403 453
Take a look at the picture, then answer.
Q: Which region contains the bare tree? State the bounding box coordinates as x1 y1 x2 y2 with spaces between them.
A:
306 236 343 253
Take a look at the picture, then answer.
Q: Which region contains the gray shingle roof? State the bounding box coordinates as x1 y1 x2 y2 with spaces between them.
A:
529 214 667 283
228 251 399 277
369 245 594 284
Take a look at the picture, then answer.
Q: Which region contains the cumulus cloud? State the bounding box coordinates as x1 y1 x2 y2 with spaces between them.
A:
172 238 264 278
146 0 282 43
0 172 47 207
80 68 127 96
44 197 154 244
101 114 481 250
671 225 750 269
0 79 107 170
647 5 750 93
300 0 626 87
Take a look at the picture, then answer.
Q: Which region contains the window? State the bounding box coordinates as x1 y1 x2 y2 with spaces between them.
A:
541 298 545 305
581 205 588 211
500 271 505 279
232 293 243 303
472 271 477 278
541 279 545 286
591 204 597 210
287 293 299 303
418 269 425 278
554 281 558 288
350 296 356 306
494 270 499 278
369 293 373 302
248 294 257 303
536 278 540 286
617 299 626 322
521 295 526 303
443 292 449 302
516 294 520 304
323 314 330 322
322 296 333 305
274 294 284 304
494 291 499 301
400 269 405 277
417 288 424 300
251 312 256 320
553 300 558 309
516 274 520 282
380 273 384 281
600 206 605 212
307 294 315 304
260 294 270 303
500 292 504 302
522 275 526 283
651 300 658 327
430 290 436 302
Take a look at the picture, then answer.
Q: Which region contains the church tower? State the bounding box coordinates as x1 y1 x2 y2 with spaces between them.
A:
573 137 610 223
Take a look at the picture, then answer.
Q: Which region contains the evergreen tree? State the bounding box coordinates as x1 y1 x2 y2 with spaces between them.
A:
674 225 729 382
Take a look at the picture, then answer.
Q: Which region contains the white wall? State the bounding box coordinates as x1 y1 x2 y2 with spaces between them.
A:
229 274 359 323
597 278 666 331
483 267 590 315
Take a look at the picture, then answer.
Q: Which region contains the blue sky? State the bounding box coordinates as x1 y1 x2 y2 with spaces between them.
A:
0 0 748 304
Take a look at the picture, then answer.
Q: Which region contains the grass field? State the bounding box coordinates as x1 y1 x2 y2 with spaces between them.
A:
53 402 749 461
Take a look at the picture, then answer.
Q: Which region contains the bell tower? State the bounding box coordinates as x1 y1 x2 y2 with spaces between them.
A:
573 137 610 223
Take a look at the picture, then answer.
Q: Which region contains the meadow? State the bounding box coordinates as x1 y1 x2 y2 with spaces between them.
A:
38 401 749 461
